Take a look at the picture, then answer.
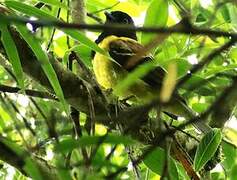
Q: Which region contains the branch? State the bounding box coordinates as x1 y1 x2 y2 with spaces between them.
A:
177 39 237 87
0 137 58 179
1 14 237 39
210 76 237 128
0 84 57 100
71 0 86 25
9 28 110 125
1 8 236 178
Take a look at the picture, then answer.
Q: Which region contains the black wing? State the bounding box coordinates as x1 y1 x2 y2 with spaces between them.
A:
108 38 166 89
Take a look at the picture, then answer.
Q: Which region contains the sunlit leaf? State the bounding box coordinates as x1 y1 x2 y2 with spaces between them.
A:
113 61 156 97
15 25 68 113
0 24 24 89
141 0 168 44
4 1 105 54
222 140 237 171
194 129 222 171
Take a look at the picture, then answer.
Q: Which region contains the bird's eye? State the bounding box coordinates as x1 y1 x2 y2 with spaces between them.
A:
123 19 129 24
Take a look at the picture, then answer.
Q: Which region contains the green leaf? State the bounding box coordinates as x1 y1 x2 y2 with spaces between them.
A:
175 161 190 180
229 47 237 61
5 1 105 54
0 137 25 156
144 147 186 179
0 24 24 89
230 164 237 180
192 103 209 113
5 1 54 19
141 0 168 45
86 0 109 10
15 25 68 113
55 135 136 153
182 75 216 96
222 141 237 171
62 29 106 55
227 4 237 30
204 64 237 77
24 157 44 180
55 156 72 180
194 128 222 171
160 58 191 78
1 138 44 179
64 44 92 68
0 107 10 132
113 61 156 96
211 172 225 180
220 5 231 22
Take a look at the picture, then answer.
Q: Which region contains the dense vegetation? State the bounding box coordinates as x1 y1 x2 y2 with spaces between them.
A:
0 0 237 179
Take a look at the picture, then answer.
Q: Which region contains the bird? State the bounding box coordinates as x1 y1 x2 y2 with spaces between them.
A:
92 11 211 133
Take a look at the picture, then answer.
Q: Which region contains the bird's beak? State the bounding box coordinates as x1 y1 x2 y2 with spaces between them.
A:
104 11 115 21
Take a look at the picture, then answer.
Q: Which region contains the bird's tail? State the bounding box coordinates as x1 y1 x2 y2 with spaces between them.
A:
164 98 211 134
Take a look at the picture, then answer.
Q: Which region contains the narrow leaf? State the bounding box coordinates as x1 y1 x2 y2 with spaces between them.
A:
62 29 106 55
113 61 156 97
0 24 24 89
15 25 68 113
5 1 105 54
5 1 53 19
194 128 222 171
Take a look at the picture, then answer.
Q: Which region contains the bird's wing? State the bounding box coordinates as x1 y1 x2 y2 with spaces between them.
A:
108 38 166 89
108 38 211 133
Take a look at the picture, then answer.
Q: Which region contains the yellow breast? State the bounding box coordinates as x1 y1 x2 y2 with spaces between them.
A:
93 35 156 102
93 36 123 89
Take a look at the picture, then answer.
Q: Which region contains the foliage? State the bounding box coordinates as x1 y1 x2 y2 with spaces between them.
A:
0 0 237 179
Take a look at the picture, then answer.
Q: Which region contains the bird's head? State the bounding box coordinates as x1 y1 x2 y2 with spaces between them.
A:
104 11 135 25
95 11 137 44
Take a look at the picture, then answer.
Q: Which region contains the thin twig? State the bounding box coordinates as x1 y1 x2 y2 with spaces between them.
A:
6 95 36 136
87 13 103 24
177 39 236 88
46 0 63 51
134 76 237 165
90 1 120 14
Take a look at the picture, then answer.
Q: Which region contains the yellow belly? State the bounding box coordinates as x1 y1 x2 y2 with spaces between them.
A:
93 36 156 102
93 36 125 89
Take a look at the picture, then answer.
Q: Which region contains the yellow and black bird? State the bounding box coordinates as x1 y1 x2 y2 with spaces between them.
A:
92 11 211 133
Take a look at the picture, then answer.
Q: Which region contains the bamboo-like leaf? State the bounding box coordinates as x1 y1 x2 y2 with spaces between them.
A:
5 1 52 19
113 61 156 96
15 25 68 113
4 1 105 54
0 24 24 89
